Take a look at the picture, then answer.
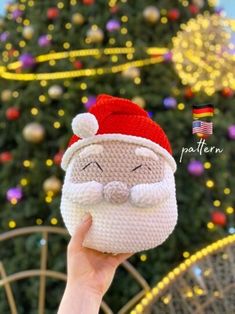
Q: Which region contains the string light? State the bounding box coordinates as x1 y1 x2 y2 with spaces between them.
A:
161 17 168 24
23 160 31 167
206 180 214 188
0 56 164 81
46 159 53 166
177 103 185 110
207 222 215 229
39 95 46 102
226 206 234 214
45 196 52 203
140 254 147 262
31 107 38 115
1 47 168 80
28 0 34 7
51 217 58 225
204 162 211 169
53 121 61 128
36 218 43 225
58 109 65 116
131 234 235 314
20 178 28 186
224 188 231 195
8 220 16 228
172 14 235 93
40 80 47 87
183 251 190 258
80 82 87 90
213 200 221 207
11 199 18 205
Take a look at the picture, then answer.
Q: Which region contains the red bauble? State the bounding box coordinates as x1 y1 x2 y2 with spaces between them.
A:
8 48 16 57
6 107 20 120
211 211 227 226
0 151 12 163
184 87 195 99
110 5 119 14
221 87 234 98
189 4 199 15
73 60 83 69
47 7 59 19
83 0 95 5
53 150 64 165
167 8 180 21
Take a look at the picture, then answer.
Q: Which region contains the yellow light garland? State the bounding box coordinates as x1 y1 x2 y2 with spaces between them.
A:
5 47 168 71
0 13 234 94
131 234 235 314
0 56 164 81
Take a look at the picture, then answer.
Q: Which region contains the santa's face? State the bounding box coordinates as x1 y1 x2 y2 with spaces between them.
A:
61 141 177 253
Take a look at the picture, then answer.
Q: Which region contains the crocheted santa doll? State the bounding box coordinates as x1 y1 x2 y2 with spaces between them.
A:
60 94 177 254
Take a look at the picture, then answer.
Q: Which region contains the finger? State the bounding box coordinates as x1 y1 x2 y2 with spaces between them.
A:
108 252 133 266
68 213 92 252
116 253 133 263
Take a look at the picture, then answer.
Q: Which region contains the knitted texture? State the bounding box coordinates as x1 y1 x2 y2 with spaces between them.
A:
61 141 177 253
68 94 172 154
70 142 164 186
60 94 178 253
72 112 99 138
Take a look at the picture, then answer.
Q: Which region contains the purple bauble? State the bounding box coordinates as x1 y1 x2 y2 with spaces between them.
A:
163 51 173 62
215 7 224 15
147 111 153 118
7 187 23 201
12 9 23 20
163 96 177 109
106 19 121 32
0 31 9 42
84 96 97 110
228 125 235 140
38 35 51 47
19 53 35 68
187 160 204 176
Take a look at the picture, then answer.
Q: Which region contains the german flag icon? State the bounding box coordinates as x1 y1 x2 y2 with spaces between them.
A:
192 104 214 119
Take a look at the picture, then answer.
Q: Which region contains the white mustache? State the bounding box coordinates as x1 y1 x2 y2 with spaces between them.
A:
62 181 103 206
62 176 173 208
130 177 172 207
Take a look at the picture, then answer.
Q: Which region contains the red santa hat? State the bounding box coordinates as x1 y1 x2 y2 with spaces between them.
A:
61 94 176 171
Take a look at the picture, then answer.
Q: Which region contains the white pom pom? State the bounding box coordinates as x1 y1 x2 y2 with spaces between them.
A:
72 113 99 138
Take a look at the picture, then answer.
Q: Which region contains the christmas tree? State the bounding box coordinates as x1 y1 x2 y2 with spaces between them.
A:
0 0 234 312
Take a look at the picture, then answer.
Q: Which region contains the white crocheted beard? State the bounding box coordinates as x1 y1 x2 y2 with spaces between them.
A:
60 141 177 253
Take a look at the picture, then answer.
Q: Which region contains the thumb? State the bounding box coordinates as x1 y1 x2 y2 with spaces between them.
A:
68 213 92 253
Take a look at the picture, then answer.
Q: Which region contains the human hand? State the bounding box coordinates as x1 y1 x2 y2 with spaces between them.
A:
66 213 132 295
58 213 132 314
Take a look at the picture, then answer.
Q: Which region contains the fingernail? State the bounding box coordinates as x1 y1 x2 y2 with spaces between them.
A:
81 213 91 223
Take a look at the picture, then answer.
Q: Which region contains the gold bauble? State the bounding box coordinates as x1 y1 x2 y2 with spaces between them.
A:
132 96 146 108
22 26 34 40
23 122 45 143
48 85 63 99
192 0 204 8
43 176 62 194
72 13 85 25
8 3 18 12
87 27 104 43
143 6 160 24
122 67 140 79
1 89 12 102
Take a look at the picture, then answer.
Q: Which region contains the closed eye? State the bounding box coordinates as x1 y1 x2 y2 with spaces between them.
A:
82 161 103 172
131 164 151 172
